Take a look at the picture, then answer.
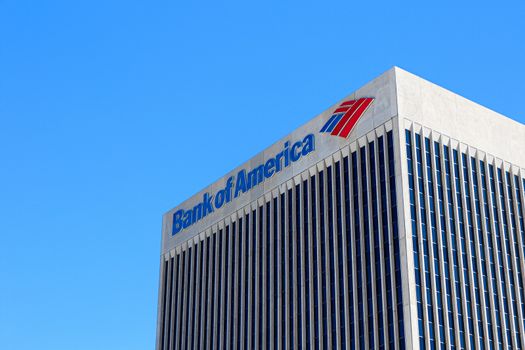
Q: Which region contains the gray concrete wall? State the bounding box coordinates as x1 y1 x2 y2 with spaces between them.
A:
395 67 525 168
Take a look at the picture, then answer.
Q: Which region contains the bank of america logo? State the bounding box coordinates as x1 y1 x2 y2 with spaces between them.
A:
320 97 375 138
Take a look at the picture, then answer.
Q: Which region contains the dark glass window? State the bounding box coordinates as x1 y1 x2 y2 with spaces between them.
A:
222 227 229 350
406 130 425 349
318 171 328 349
173 254 181 349
229 223 236 349
514 175 525 337
417 134 435 349
160 259 169 349
296 184 303 349
471 158 493 348
189 245 198 349
288 188 295 349
209 235 216 349
494 167 513 348
343 155 355 348
215 229 224 348
327 166 337 348
379 136 395 349
168 258 175 350
187 247 195 349
280 193 286 350
266 202 271 348
237 218 243 350
185 247 194 349
480 160 503 347
489 165 512 347
388 130 404 348
424 138 444 349
461 153 483 347
352 150 365 350
444 146 466 348
311 175 319 349
335 161 347 348
361 145 375 349
452 150 474 348
273 198 278 347
171 257 178 347
243 214 250 350
258 207 263 349
196 242 205 350
370 140 385 349
179 249 187 350
303 179 311 350
435 142 456 347
505 172 523 349
203 237 211 350
251 210 257 349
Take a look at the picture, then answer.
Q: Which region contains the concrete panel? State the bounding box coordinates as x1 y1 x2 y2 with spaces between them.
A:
395 67 525 168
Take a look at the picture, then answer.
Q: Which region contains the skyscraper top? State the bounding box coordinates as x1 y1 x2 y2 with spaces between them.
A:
161 67 525 250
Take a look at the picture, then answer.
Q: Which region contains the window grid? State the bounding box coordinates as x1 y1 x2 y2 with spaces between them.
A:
327 166 337 348
334 161 347 349
405 128 525 350
379 136 396 349
388 130 405 349
353 150 365 349
406 130 426 349
497 169 521 349
452 150 475 348
470 157 493 349
158 127 410 350
460 153 483 348
480 160 504 348
488 164 512 348
157 128 525 350
424 137 445 349
504 172 525 349
434 141 457 348
514 176 525 341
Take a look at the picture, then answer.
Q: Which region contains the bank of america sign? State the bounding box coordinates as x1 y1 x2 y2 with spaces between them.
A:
320 97 374 138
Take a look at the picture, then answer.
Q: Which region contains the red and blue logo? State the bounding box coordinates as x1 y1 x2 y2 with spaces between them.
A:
320 97 374 138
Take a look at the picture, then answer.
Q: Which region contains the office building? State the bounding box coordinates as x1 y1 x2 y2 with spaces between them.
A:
156 67 525 349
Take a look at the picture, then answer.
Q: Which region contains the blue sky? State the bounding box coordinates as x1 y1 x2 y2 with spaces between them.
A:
1 1 524 349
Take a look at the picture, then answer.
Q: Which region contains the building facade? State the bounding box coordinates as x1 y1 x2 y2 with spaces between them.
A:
156 67 525 349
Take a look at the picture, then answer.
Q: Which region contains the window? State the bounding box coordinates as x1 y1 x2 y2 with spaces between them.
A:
352 150 365 350
288 188 295 349
406 130 425 349
280 193 286 350
303 179 311 350
296 184 303 349
335 161 347 348
327 166 337 348
160 259 169 350
311 175 320 349
273 198 278 347
204 237 211 350
388 130 405 347
370 141 385 349
435 142 456 347
343 155 355 348
480 161 503 347
179 249 187 350
319 171 328 349
243 214 250 350
379 136 396 348
444 146 466 349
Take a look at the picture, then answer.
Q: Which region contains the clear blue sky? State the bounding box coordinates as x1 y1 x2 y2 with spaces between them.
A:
0 1 523 349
